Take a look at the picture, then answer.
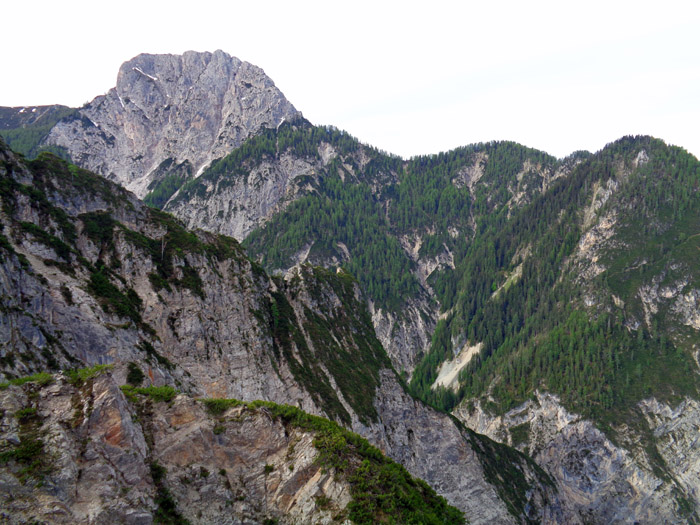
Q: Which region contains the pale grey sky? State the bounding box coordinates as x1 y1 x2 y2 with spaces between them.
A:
4 0 699 159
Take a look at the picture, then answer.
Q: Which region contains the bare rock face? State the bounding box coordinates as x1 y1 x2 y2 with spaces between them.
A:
369 301 435 374
455 392 699 523
0 375 152 524
0 374 355 524
167 152 323 242
365 371 568 524
44 50 299 198
639 397 700 512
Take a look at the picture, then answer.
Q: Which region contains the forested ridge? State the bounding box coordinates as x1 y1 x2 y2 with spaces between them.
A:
414 137 700 425
239 120 558 312
204 126 700 429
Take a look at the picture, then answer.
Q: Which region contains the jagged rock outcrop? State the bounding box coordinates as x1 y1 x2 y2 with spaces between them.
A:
0 373 153 524
639 397 700 511
455 392 699 523
43 50 300 198
369 301 435 374
367 372 566 524
0 371 432 524
167 150 325 242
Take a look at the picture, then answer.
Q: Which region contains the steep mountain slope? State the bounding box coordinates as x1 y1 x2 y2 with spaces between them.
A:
422 137 700 416
163 123 700 522
427 136 700 522
164 119 435 372
7 54 570 379
0 140 564 523
5 48 700 522
42 50 300 198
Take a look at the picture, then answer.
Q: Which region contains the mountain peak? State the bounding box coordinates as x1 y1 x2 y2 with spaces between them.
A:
43 50 300 197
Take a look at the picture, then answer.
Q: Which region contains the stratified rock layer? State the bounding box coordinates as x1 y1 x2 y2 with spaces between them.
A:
0 374 354 524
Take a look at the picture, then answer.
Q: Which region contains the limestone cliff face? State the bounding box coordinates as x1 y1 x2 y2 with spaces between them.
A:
366 371 567 524
455 393 699 523
0 143 561 522
0 373 355 524
43 50 299 198
369 301 436 374
167 149 326 242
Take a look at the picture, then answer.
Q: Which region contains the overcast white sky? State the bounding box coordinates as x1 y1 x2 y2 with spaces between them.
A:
3 0 699 159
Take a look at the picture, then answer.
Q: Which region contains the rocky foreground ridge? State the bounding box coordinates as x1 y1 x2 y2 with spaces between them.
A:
0 140 565 523
0 369 466 524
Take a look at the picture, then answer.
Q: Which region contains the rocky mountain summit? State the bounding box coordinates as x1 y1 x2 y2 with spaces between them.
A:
42 50 300 198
